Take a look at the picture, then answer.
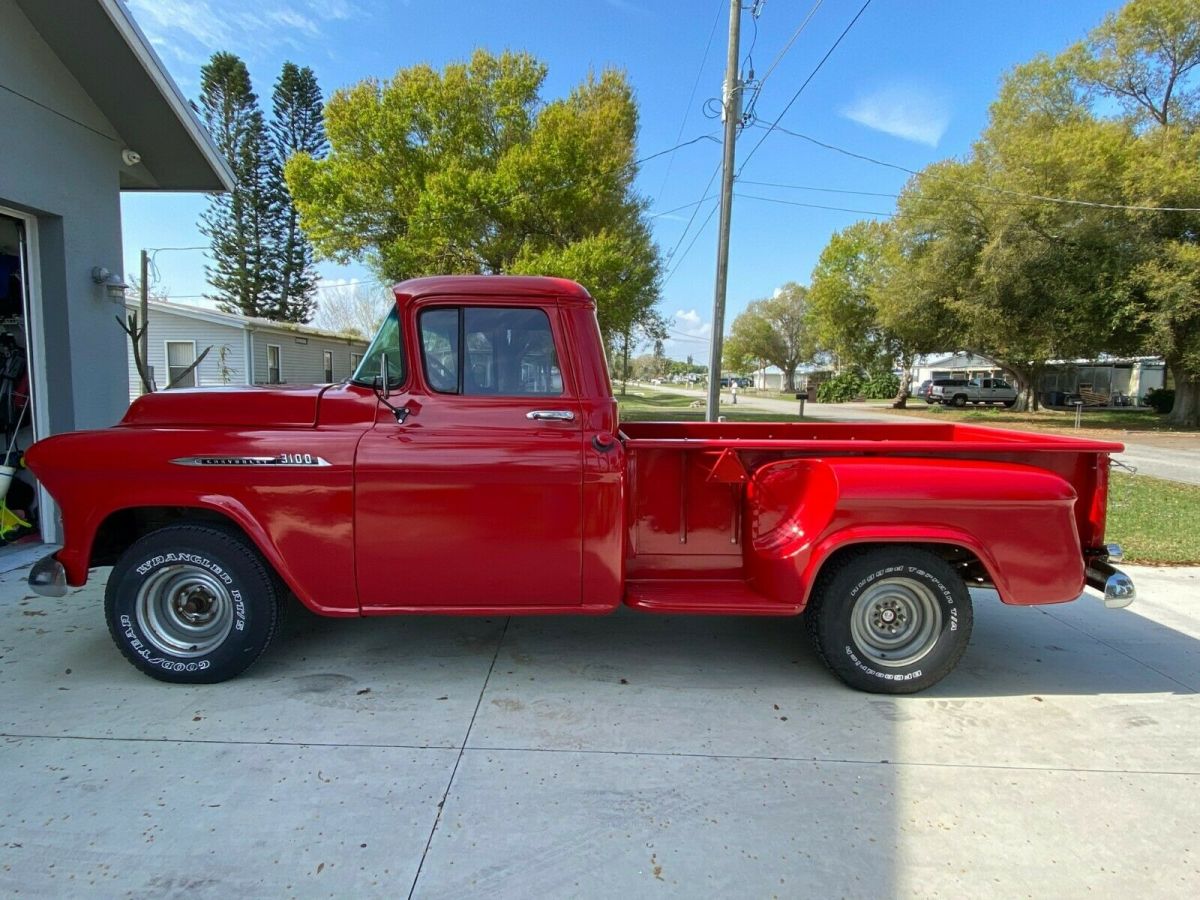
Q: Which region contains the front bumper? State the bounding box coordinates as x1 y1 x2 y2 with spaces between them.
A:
28 552 68 598
1085 555 1135 609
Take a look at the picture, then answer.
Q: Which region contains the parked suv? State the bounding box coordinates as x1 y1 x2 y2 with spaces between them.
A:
933 377 1018 408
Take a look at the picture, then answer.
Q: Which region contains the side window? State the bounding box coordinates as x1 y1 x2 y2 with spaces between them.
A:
420 308 460 392
419 306 562 396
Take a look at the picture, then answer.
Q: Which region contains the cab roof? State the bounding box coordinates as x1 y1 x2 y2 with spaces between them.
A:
392 275 594 307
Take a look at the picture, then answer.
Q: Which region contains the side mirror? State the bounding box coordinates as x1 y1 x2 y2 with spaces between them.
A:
372 353 409 424
378 353 392 400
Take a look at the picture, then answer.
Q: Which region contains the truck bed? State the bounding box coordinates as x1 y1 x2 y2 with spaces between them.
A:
618 419 1124 610
618 419 1124 454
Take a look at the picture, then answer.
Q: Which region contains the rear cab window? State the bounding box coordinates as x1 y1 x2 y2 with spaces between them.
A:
418 306 563 396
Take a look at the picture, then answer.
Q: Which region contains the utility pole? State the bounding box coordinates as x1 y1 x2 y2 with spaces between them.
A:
705 0 742 422
139 248 150 395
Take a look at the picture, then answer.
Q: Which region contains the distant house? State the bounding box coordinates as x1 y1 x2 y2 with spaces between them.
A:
910 352 1166 406
127 300 371 399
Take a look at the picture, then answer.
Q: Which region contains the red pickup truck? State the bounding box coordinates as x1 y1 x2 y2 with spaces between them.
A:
25 276 1134 693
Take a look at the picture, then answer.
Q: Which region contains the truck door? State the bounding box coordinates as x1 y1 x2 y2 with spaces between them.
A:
354 303 584 611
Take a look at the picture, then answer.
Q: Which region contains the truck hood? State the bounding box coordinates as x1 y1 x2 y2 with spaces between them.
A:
120 384 330 428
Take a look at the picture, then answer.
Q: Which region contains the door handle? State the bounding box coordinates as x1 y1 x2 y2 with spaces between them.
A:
526 410 575 421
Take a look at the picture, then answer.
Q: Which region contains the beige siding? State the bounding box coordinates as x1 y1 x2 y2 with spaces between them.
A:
250 329 368 385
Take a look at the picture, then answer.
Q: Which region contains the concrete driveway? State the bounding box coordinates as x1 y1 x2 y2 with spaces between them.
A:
2 563 1198 897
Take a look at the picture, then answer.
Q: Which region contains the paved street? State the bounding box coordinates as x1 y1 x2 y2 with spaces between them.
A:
2 562 1198 897
639 384 1200 485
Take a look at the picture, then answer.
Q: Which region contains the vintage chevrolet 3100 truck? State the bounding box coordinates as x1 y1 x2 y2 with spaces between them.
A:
24 276 1135 693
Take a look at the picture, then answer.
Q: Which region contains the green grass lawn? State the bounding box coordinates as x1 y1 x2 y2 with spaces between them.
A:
617 389 793 422
882 402 1196 433
1107 473 1200 565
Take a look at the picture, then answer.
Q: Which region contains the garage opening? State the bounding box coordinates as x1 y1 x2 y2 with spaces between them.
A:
0 211 45 556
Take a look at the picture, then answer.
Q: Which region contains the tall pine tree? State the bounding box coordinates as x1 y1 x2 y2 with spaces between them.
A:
198 52 277 317
268 63 326 323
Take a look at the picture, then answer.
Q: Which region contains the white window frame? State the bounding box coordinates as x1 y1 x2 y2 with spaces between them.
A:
164 340 197 388
350 352 362 371
266 343 282 384
322 349 333 383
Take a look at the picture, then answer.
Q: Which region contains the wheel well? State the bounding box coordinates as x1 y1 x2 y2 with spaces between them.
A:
90 506 251 568
814 541 992 590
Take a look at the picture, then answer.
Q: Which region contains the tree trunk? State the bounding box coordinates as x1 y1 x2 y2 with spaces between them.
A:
782 365 797 393
892 352 913 409
1166 361 1200 427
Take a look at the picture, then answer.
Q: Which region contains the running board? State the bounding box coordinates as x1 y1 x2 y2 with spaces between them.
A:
624 580 800 616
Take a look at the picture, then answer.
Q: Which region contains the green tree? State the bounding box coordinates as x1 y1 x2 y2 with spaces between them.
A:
722 284 814 392
808 220 947 407
285 50 660 348
198 52 277 318
268 62 326 323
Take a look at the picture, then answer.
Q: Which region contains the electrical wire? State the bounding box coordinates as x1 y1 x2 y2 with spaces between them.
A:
661 161 723 267
742 0 824 124
654 1 726 207
661 200 721 288
754 123 1200 213
737 0 874 176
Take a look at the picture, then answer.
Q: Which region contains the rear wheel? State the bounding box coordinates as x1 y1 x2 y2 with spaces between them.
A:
105 524 283 683
951 394 968 407
1002 399 1016 408
805 547 973 693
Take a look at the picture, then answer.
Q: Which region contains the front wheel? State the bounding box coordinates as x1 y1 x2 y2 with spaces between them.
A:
805 547 973 693
951 394 968 407
105 524 283 683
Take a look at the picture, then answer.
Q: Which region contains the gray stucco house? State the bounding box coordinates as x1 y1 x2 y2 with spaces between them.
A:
127 300 370 398
0 0 233 543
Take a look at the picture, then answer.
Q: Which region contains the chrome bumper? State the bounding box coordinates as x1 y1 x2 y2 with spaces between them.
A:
28 552 68 598
1085 557 1135 609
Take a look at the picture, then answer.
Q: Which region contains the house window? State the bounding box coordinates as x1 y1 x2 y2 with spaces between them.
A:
322 350 333 383
350 352 362 370
267 344 282 384
165 341 197 388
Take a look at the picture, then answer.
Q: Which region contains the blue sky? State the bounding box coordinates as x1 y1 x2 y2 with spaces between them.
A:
122 0 1122 359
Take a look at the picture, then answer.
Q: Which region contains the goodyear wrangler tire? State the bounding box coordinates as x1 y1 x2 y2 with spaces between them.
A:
105 525 282 684
806 547 972 694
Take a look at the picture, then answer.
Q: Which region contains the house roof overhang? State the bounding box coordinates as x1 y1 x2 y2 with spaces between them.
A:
16 0 235 192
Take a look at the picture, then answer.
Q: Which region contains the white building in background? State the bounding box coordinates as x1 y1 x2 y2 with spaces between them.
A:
126 300 370 399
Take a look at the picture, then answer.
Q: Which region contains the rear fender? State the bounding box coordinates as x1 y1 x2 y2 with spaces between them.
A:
745 456 1085 608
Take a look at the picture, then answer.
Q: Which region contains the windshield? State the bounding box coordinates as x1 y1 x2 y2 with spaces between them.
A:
351 308 405 387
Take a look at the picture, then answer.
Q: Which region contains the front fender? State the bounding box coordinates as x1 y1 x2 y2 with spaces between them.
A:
745 456 1084 607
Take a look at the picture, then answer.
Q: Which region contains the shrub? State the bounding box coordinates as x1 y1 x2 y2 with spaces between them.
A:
1144 388 1175 414
816 372 864 403
862 371 900 400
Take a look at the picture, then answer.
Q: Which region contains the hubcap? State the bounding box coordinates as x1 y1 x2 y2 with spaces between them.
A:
135 564 234 658
849 577 943 668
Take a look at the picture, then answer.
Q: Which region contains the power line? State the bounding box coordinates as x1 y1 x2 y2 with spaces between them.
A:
759 123 1200 213
739 178 899 199
654 1 726 206
661 162 723 267
735 191 891 217
737 0 874 177
749 0 824 104
662 200 720 288
647 195 718 219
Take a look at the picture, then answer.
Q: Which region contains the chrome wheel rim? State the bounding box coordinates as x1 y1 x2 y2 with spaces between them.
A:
135 564 234 658
849 577 942 668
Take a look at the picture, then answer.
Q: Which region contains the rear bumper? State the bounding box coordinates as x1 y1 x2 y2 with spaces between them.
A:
28 552 68 598
1085 557 1135 609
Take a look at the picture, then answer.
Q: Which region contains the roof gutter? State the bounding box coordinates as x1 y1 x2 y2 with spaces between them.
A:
97 0 236 193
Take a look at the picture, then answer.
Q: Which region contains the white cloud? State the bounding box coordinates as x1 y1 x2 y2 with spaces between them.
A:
840 82 950 147
126 0 360 69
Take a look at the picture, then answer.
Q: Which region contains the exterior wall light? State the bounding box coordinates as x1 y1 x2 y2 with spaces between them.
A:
91 266 129 299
